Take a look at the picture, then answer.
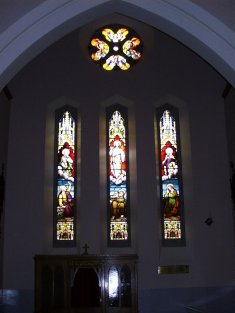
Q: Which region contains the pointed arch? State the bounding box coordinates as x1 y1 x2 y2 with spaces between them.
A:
0 0 235 89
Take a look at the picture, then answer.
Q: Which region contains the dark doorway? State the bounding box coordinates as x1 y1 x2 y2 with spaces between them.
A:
71 267 100 310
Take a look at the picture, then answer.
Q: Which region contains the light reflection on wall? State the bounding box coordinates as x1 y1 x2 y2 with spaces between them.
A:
0 290 19 305
108 266 119 306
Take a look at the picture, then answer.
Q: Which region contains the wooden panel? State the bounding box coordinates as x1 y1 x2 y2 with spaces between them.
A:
34 254 138 313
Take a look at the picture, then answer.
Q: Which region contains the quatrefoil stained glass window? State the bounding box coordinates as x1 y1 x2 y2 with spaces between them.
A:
89 25 143 71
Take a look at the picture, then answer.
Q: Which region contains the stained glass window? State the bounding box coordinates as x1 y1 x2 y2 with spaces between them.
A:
89 25 143 71
107 106 130 245
156 105 185 245
54 107 77 246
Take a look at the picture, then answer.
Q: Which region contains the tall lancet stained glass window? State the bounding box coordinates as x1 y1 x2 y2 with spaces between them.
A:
156 105 185 246
107 106 130 245
54 107 77 246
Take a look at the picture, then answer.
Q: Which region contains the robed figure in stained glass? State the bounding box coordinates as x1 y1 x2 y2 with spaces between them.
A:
58 142 74 182
164 183 179 218
109 136 126 185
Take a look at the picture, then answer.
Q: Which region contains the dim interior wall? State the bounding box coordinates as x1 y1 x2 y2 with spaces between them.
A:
0 91 11 167
224 87 235 246
2 17 235 312
225 87 235 167
0 89 11 296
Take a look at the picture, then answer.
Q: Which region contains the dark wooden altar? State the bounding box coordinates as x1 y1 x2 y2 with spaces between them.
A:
34 254 138 313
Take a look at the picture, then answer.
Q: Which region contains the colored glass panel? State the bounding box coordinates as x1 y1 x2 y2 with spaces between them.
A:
159 109 182 240
89 25 142 71
56 111 75 241
109 110 128 241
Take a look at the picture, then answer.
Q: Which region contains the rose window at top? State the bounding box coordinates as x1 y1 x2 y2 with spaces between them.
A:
89 25 143 71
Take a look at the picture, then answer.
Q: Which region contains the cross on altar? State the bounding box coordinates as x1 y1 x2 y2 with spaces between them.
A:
82 243 89 255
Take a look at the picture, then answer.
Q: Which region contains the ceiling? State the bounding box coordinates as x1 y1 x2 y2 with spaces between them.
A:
0 0 234 89
1 0 234 33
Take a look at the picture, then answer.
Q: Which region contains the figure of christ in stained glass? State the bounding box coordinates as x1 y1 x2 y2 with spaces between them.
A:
109 110 128 240
56 111 75 241
160 109 181 239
